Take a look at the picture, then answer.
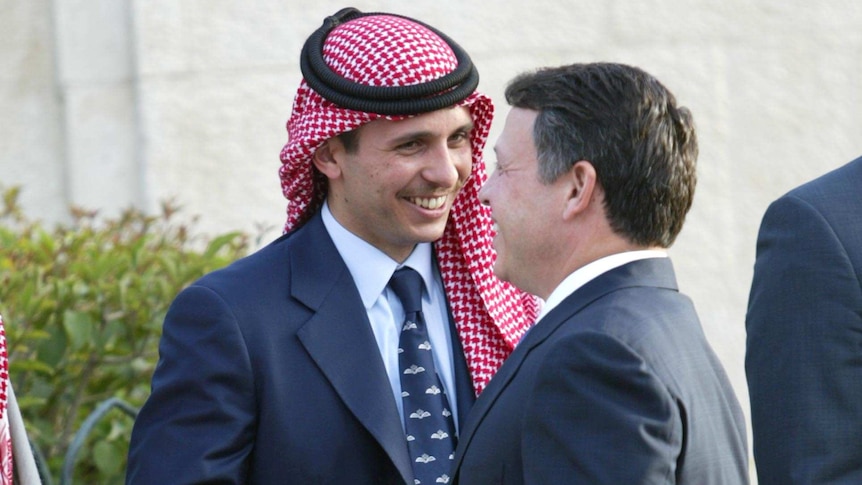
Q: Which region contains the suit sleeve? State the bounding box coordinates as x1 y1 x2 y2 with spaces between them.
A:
126 284 256 484
521 331 681 483
746 195 862 484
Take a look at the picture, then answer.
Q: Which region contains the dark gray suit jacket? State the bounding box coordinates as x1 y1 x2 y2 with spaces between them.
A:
453 258 749 484
746 156 862 484
126 212 474 484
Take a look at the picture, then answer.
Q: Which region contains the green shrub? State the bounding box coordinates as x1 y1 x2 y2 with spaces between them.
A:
0 187 250 484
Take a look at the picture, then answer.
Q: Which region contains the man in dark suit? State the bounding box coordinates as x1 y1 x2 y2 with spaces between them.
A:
451 62 749 484
126 8 536 484
746 155 862 484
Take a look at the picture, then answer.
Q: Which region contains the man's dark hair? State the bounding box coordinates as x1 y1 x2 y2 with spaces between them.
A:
337 129 360 153
505 62 698 247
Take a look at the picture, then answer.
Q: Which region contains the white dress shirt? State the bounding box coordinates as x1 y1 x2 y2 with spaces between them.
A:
536 250 669 323
321 203 459 428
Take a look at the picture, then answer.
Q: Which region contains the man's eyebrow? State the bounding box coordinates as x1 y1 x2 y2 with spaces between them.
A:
388 131 433 146
388 121 474 146
448 120 475 138
492 146 504 165
491 151 517 173
459 120 475 133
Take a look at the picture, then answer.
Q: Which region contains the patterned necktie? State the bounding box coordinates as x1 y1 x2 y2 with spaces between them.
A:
389 267 457 485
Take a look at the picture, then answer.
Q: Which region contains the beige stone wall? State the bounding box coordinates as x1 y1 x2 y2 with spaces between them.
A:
3 0 862 479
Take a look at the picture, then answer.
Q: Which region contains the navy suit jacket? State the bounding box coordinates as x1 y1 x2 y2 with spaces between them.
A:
126 212 475 484
746 156 862 484
452 258 749 484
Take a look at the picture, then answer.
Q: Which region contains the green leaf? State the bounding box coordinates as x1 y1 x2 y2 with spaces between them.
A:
11 395 47 410
9 359 55 375
93 440 122 475
36 323 68 367
203 231 241 259
63 310 96 351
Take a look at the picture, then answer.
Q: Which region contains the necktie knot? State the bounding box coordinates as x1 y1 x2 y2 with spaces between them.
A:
389 267 424 314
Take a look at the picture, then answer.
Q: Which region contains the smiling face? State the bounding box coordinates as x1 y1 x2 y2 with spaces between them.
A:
315 106 474 262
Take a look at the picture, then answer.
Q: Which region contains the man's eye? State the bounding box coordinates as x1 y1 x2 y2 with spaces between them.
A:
449 132 470 145
397 141 422 151
497 164 518 176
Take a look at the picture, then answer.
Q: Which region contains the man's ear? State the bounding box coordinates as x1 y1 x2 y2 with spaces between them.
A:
563 160 598 220
312 139 344 180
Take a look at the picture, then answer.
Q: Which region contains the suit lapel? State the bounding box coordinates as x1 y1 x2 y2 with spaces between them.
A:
290 215 413 484
448 306 476 432
451 294 571 472
453 257 679 472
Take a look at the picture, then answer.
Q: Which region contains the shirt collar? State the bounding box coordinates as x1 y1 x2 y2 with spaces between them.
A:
537 249 668 322
321 202 435 309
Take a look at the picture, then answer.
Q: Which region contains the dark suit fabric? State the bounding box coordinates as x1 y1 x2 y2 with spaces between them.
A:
126 212 474 484
746 156 862 484
453 258 748 484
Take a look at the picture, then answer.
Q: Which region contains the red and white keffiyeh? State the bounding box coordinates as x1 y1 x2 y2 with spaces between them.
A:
279 10 537 394
0 315 12 484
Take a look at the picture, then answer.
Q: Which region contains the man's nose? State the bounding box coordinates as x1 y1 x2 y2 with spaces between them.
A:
423 144 466 187
477 181 489 206
477 171 494 206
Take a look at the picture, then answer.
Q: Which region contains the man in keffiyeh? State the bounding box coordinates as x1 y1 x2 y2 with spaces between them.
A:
127 8 536 484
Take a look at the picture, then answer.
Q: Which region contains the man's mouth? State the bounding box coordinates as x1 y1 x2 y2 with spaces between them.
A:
407 195 447 210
